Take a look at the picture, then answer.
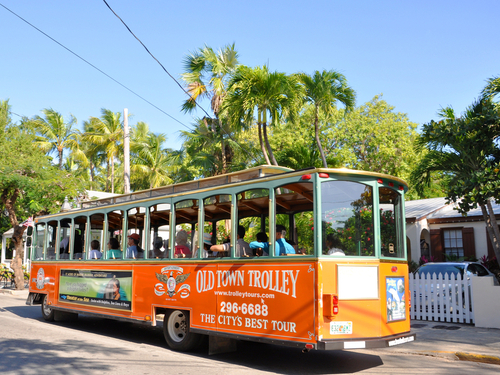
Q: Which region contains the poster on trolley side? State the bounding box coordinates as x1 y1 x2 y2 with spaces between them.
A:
59 269 132 310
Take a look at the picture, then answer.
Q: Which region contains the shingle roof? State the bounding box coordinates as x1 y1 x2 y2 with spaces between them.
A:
405 197 449 221
427 199 500 219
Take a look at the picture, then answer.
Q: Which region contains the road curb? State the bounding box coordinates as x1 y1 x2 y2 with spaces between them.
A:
455 352 500 366
404 350 500 365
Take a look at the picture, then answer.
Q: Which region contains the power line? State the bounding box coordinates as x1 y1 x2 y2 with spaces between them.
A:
102 0 212 119
0 2 190 130
101 0 257 161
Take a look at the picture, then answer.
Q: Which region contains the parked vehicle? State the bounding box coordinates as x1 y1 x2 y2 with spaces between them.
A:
414 262 494 279
412 262 497 313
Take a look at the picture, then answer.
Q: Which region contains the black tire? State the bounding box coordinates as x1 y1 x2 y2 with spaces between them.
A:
163 310 202 351
41 294 54 322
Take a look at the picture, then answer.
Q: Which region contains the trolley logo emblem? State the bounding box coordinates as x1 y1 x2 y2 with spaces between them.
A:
155 266 191 298
36 268 45 289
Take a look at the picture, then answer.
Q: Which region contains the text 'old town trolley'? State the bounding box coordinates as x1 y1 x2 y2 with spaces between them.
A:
27 166 415 353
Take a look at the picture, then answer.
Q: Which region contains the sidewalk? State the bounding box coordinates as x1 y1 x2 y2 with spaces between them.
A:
0 286 30 296
1 287 499 365
390 320 500 365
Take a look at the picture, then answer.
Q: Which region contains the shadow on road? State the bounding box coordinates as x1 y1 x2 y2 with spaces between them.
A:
6 302 384 374
0 338 123 375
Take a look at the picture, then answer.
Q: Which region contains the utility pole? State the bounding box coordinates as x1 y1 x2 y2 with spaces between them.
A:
123 108 130 194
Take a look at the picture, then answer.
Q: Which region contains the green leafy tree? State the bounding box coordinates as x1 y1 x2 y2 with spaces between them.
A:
297 70 355 167
180 117 243 177
0 100 80 289
223 65 304 166
411 95 500 268
181 44 239 173
166 148 200 183
324 95 420 182
33 108 79 170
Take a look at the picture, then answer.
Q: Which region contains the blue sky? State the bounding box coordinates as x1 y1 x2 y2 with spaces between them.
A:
1 0 498 150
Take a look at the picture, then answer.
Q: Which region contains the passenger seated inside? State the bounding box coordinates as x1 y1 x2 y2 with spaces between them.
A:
200 232 213 257
275 224 295 256
89 240 102 259
210 225 252 257
126 233 142 259
107 237 122 259
74 233 83 259
150 237 165 258
60 237 70 259
326 233 345 256
249 232 269 256
174 230 192 258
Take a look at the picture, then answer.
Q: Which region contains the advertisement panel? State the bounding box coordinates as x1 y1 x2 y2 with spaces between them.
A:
59 269 132 310
386 276 406 322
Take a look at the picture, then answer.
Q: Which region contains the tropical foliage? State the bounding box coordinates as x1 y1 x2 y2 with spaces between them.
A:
297 70 355 167
0 100 81 288
6 42 500 283
411 82 500 269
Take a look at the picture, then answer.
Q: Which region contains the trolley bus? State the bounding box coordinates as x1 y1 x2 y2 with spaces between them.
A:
26 166 415 353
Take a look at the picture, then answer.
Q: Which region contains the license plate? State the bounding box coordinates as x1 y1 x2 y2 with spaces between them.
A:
330 321 353 335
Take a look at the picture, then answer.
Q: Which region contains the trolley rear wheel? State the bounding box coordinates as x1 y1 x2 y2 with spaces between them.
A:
163 310 203 351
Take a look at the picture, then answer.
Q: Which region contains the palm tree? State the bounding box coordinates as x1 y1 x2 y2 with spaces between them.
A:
482 76 500 100
180 117 238 176
181 44 239 173
297 70 355 168
71 121 107 189
223 65 303 166
130 125 173 189
34 108 78 170
0 100 11 130
278 143 324 170
411 97 500 268
83 109 123 193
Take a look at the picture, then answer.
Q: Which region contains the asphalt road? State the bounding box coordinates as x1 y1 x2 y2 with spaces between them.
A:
0 292 499 374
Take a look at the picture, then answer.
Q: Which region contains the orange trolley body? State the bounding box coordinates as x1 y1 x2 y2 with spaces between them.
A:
29 258 413 350
27 166 415 352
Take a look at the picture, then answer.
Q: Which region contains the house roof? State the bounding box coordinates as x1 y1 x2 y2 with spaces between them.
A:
405 197 500 224
83 190 118 200
426 199 500 223
405 197 449 222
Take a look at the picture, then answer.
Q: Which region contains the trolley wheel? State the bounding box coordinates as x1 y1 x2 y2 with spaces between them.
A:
41 294 54 322
163 310 202 351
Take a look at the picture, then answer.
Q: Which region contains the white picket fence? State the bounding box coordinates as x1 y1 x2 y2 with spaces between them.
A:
409 272 474 324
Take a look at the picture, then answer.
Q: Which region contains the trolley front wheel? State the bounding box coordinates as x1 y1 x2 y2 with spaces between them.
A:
41 294 54 322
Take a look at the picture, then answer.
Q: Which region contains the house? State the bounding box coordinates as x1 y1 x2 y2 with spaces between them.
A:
405 197 499 263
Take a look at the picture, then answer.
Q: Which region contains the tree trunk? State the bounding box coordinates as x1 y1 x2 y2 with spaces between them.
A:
314 107 327 168
258 111 271 165
217 118 227 174
262 122 278 166
1 188 25 290
111 156 115 194
480 200 500 269
59 149 64 170
11 225 26 290
261 110 277 166
105 161 110 192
